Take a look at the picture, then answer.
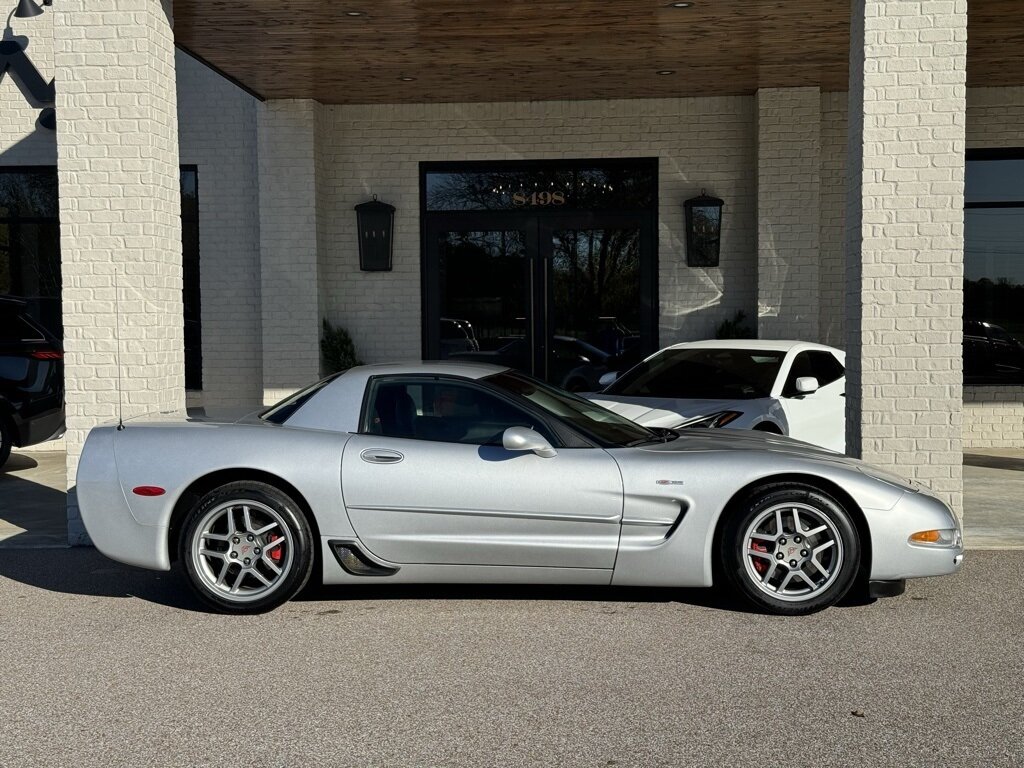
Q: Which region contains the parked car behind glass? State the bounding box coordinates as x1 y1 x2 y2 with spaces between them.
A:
588 340 846 452
0 296 65 468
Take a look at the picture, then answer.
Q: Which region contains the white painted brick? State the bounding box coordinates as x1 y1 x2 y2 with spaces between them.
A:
846 0 967 513
56 0 184 543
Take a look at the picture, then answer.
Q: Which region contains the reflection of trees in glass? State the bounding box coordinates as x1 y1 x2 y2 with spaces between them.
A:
552 229 640 353
441 231 528 345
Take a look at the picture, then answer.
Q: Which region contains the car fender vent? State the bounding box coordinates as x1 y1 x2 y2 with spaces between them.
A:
329 540 400 577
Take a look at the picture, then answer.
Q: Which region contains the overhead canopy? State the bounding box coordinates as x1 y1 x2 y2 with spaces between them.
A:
174 0 1024 104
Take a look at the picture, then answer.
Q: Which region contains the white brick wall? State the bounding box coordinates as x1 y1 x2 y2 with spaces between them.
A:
176 50 262 407
845 0 968 512
757 87 821 341
316 97 758 363
56 0 185 542
819 91 848 348
257 100 322 402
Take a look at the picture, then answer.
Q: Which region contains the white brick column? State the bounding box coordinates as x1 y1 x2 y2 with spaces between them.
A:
757 87 821 341
845 0 967 511
55 0 185 544
257 100 322 405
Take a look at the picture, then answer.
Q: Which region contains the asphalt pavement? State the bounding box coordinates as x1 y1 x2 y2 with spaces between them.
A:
0 548 1021 767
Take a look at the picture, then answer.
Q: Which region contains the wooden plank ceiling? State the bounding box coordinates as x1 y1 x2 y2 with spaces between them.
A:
173 0 1024 104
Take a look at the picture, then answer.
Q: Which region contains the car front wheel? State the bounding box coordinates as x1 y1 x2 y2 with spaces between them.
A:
180 481 314 614
721 484 860 615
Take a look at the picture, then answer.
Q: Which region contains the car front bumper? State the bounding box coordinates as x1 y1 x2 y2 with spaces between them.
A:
868 489 965 582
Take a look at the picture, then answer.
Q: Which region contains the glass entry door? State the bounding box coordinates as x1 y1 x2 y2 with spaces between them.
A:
422 158 658 390
424 214 654 390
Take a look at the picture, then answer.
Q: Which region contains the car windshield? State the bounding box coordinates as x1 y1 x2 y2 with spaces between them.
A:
605 347 785 400
485 370 656 447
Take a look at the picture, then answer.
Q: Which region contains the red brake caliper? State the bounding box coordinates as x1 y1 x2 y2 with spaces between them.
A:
750 540 768 574
267 533 283 563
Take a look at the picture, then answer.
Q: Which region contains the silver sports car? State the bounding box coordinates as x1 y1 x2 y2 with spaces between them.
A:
77 363 963 615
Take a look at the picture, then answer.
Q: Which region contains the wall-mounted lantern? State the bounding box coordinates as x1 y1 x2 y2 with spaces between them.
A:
355 195 395 272
684 189 724 268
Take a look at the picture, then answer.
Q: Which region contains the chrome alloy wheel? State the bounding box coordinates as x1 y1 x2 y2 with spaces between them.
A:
742 502 844 603
189 499 294 603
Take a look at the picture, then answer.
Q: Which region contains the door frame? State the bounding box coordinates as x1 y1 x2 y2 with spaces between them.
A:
420 158 659 369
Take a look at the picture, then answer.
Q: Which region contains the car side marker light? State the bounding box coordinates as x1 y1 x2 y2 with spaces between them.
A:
132 486 166 497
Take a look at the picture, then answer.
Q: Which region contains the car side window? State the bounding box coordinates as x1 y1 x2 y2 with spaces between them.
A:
809 351 845 387
364 378 555 446
782 352 814 397
784 351 844 396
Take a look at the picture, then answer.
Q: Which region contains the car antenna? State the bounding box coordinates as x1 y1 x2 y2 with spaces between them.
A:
113 264 125 431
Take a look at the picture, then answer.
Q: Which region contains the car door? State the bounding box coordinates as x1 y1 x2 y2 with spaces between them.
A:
777 350 846 453
341 375 623 569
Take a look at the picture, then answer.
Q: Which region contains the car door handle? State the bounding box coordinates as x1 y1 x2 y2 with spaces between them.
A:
360 448 404 464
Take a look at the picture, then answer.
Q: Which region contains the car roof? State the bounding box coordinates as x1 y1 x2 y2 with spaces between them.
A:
663 339 842 355
345 361 511 380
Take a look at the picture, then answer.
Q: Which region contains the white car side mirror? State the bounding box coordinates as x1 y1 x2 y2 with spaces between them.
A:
502 426 558 458
795 376 820 394
598 371 619 388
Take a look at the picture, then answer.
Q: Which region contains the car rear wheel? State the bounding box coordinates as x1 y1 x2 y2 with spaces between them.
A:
180 481 314 614
721 484 860 615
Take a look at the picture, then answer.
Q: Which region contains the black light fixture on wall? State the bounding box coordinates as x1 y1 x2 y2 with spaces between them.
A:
13 0 50 18
355 195 395 272
683 189 724 267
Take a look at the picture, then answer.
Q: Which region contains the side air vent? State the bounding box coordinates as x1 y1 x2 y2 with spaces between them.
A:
329 540 400 577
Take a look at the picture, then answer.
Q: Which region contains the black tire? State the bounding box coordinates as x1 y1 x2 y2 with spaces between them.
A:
720 483 860 616
752 422 782 435
179 481 315 614
0 417 12 470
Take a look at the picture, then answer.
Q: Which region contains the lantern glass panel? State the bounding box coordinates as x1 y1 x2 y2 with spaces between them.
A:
685 196 723 268
356 200 395 271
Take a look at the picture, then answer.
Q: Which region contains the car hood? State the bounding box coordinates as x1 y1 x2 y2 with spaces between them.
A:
587 394 762 427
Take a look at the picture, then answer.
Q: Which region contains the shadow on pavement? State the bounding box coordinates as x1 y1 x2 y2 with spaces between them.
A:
0 546 783 615
964 453 1024 472
1 453 39 472
0 457 67 548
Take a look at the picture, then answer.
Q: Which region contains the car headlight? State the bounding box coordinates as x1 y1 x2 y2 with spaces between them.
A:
676 410 743 429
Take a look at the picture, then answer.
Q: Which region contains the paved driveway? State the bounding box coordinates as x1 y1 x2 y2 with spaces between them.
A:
0 548 1020 767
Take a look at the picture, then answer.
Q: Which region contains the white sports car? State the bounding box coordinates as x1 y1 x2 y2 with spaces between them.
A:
76 363 962 616
589 340 847 452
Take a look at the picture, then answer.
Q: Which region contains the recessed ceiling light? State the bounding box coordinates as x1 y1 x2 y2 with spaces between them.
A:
657 70 676 76
399 76 416 82
345 11 364 16
667 2 693 7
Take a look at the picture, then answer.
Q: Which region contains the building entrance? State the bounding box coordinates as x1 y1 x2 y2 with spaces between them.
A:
421 159 658 390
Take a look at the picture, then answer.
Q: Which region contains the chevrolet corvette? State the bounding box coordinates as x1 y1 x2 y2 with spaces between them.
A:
77 363 963 614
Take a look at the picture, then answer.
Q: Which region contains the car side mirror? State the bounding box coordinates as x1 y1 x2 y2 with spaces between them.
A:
795 376 819 395
502 426 557 458
598 371 619 388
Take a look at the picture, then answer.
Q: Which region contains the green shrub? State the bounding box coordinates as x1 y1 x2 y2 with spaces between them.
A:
321 318 363 374
715 310 756 340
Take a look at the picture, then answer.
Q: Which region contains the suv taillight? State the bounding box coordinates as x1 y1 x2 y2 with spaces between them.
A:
30 350 63 360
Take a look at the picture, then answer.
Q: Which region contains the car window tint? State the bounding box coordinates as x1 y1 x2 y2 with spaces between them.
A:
606 348 784 400
365 378 553 446
782 352 815 396
809 351 845 387
0 312 43 344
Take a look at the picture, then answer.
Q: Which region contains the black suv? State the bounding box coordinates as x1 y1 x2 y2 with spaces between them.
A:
0 296 65 468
